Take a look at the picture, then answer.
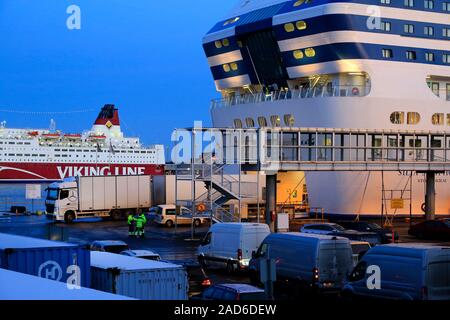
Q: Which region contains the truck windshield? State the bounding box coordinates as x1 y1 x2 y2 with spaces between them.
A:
47 189 59 201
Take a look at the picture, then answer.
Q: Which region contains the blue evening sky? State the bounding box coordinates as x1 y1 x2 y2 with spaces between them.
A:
0 1 231 148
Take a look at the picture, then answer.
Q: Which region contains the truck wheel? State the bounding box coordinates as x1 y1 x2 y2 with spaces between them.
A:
64 211 76 224
193 219 201 228
165 220 174 228
110 210 121 221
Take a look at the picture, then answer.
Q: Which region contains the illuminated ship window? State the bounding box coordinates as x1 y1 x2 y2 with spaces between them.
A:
296 21 307 30
407 112 421 125
222 38 230 47
382 48 393 58
245 118 255 128
234 119 243 128
294 0 305 7
215 41 223 49
424 26 434 36
424 0 434 9
293 50 304 60
406 51 416 60
427 81 440 96
237 41 243 48
444 28 450 37
444 54 450 64
381 21 391 32
304 48 316 57
258 117 268 127
390 112 404 124
404 0 414 7
425 52 435 62
447 114 450 126
223 17 240 26
432 113 444 125
381 0 391 4
230 62 238 71
404 24 414 34
284 114 295 127
270 115 281 127
223 64 231 72
444 2 450 11
284 23 295 33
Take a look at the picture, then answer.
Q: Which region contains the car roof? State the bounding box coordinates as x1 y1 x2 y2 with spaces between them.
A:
350 241 371 245
303 222 339 227
217 283 265 293
271 232 349 241
92 240 128 246
123 250 159 256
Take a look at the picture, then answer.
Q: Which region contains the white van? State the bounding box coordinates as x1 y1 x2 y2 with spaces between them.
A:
249 233 354 291
197 223 271 273
344 244 450 300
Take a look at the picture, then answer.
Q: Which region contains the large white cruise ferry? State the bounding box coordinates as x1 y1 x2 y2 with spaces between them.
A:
203 0 450 216
0 105 165 181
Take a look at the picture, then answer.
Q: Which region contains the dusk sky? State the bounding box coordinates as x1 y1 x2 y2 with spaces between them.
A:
0 1 232 148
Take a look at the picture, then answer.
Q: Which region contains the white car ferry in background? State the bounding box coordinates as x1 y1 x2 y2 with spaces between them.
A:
203 0 450 216
0 105 165 181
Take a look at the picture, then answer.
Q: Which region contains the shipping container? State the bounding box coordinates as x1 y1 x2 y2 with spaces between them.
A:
90 251 188 300
0 233 90 287
0 268 133 300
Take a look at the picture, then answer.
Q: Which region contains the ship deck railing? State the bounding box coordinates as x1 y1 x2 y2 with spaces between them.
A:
210 85 371 110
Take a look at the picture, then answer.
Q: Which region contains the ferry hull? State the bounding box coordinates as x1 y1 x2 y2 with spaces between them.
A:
0 163 164 182
305 171 450 217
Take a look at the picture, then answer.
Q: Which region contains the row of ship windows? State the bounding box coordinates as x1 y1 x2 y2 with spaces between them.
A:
234 114 295 128
0 143 156 154
390 112 450 126
283 20 450 37
222 0 449 31
382 49 450 63
382 0 450 10
0 158 151 164
401 24 450 37
0 153 155 159
0 141 31 145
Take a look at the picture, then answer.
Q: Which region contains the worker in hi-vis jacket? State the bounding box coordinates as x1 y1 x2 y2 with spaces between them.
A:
127 212 136 238
134 210 147 238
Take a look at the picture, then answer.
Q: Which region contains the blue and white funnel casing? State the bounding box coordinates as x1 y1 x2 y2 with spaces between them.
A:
203 0 450 216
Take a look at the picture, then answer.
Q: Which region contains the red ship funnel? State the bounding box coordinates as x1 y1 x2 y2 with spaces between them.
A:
94 104 120 126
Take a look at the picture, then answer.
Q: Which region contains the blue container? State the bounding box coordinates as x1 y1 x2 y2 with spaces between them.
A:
0 233 90 287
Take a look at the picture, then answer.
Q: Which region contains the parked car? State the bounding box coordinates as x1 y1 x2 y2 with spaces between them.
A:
350 241 371 267
338 221 399 243
191 284 268 301
249 233 354 292
343 244 450 300
197 223 270 273
166 260 211 296
152 205 208 228
300 223 380 245
408 220 450 240
90 240 129 254
120 249 161 261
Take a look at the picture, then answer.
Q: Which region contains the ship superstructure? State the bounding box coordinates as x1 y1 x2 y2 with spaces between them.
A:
203 0 450 216
0 105 165 181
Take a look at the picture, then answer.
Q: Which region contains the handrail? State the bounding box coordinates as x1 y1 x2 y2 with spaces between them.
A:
211 85 371 110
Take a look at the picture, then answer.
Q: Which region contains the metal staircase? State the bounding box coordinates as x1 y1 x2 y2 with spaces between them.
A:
174 161 246 223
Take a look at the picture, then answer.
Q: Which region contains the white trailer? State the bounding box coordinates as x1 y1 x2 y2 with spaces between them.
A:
45 175 152 223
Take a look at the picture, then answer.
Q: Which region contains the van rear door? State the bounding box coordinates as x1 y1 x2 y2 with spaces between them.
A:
427 254 450 300
318 242 352 289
